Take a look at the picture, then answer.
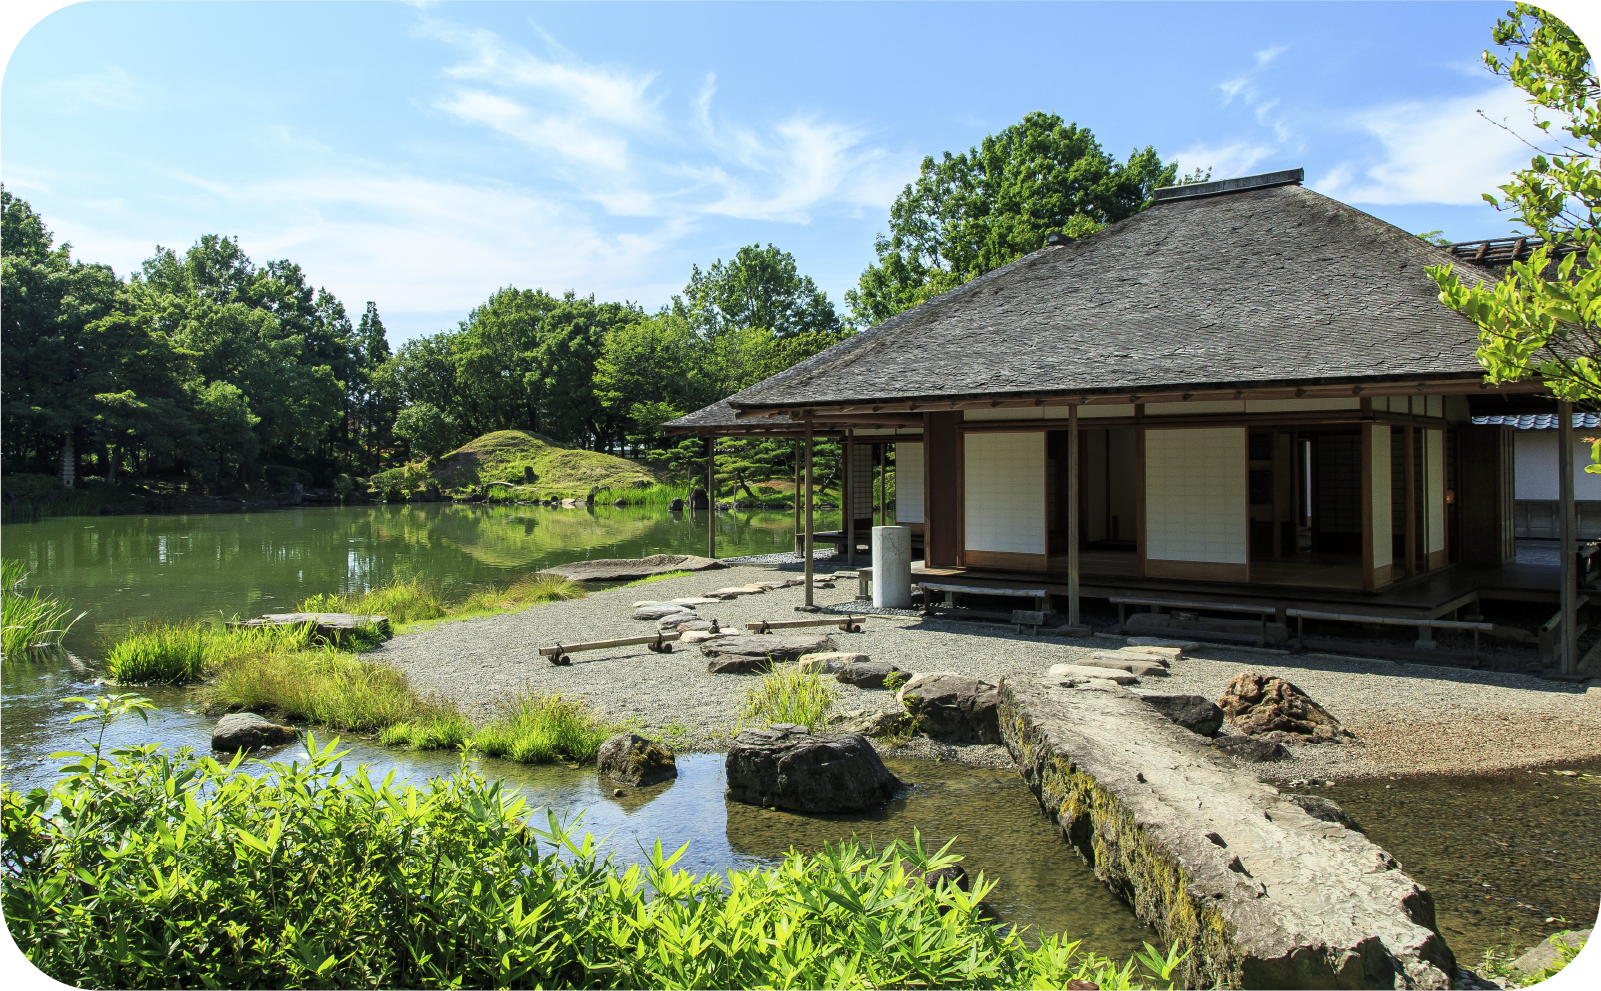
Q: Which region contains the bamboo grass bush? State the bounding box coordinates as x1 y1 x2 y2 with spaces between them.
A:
104 620 319 684
470 692 609 763
742 664 838 731
1 733 1170 990
0 560 84 659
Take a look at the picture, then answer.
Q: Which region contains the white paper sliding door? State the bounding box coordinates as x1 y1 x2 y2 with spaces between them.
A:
1143 427 1248 581
894 443 924 523
963 431 1046 569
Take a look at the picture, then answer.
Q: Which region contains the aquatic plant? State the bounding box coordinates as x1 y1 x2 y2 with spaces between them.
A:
1 736 1164 989
200 645 424 732
1 560 84 659
453 573 585 615
742 664 839 732
472 691 610 763
103 620 319 684
298 575 449 625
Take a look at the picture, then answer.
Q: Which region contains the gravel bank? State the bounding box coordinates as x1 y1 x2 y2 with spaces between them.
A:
374 562 1601 778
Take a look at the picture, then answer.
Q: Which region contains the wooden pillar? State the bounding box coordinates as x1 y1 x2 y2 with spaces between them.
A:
1067 404 1081 628
705 436 715 560
879 440 887 527
1560 400 1578 674
845 429 855 568
793 439 802 555
1405 426 1417 578
804 419 815 608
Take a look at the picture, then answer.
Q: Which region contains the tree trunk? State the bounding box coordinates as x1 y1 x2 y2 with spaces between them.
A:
105 443 119 484
59 433 75 489
734 472 760 501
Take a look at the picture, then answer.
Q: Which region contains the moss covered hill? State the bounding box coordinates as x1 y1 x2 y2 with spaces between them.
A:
437 431 666 490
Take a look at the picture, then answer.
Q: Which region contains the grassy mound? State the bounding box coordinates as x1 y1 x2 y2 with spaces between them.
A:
432 430 666 494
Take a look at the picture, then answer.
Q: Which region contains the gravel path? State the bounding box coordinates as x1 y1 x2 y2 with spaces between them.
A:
374 562 1601 779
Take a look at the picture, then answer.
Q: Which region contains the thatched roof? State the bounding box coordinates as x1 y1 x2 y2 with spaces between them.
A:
677 178 1496 421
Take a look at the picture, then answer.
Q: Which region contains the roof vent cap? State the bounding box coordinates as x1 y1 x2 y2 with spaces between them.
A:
1045 231 1070 246
1153 167 1305 203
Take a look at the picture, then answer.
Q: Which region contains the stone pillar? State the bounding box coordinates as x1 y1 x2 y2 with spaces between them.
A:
872 526 912 608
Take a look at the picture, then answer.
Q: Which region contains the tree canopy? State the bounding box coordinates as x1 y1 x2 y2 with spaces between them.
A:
1429 4 1600 406
845 112 1178 325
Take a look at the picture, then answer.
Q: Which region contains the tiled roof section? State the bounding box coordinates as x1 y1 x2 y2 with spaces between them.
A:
724 183 1497 411
1472 413 1601 429
1444 236 1581 268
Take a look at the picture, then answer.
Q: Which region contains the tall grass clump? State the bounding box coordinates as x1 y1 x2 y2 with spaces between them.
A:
742 664 838 732
299 575 449 625
474 692 609 763
199 645 426 732
455 573 585 614
1 560 84 659
103 620 318 684
2 734 1176 989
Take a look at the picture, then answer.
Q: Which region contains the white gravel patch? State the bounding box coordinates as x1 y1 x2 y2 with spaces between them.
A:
374 563 1601 778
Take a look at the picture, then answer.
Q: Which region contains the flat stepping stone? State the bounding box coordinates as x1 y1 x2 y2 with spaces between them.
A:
546 554 725 582
633 604 695 621
660 616 713 632
1048 663 1139 685
1125 637 1199 655
1085 653 1169 677
708 587 764 598
1118 645 1181 664
672 596 723 605
798 651 869 674
680 630 732 644
702 634 837 670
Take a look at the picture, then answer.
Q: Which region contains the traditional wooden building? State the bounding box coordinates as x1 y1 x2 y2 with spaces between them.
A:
666 169 1589 671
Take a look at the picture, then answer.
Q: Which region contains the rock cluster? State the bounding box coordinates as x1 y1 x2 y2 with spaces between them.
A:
724 725 901 812
702 634 836 673
1217 672 1353 743
1138 694 1226 736
211 712 299 752
597 732 678 786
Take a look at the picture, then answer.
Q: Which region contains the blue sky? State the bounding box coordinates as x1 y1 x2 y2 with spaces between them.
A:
3 1 1597 344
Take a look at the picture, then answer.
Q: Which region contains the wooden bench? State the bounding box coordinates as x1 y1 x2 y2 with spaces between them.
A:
1109 596 1279 646
918 582 1048 620
1286 609 1498 666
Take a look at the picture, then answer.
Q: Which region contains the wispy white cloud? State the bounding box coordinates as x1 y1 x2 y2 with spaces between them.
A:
46 65 146 112
1255 44 1287 67
1172 141 1277 181
1317 84 1534 204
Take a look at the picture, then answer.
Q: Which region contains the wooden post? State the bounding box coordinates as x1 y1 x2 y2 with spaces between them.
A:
1405 426 1417 578
879 440 887 527
845 429 855 568
1067 404 1081 628
1560 400 1578 674
705 436 715 560
1361 425 1375 593
793 439 802 555
805 419 815 607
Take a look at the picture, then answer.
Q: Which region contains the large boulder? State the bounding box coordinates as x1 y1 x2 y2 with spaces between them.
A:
597 733 678 786
212 712 299 752
1218 672 1353 742
1138 694 1226 736
896 673 1001 744
835 660 909 689
725 725 902 812
702 634 836 674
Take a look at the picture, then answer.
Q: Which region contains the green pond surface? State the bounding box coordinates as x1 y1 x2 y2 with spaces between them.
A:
5 503 1599 970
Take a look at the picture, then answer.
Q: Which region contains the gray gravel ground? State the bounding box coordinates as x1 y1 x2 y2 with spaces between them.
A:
374 562 1601 778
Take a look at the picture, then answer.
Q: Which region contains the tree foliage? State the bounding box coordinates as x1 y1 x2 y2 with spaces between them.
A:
845 112 1178 325
1429 4 1600 405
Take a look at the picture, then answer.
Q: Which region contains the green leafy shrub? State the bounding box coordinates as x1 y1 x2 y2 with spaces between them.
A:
1 560 84 659
1 738 1160 990
742 664 838 731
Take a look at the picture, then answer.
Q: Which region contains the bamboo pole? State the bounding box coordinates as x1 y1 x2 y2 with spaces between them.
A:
804 419 815 608
1560 400 1578 674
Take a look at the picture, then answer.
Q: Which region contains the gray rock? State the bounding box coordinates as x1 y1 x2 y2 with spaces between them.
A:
919 864 970 892
1285 794 1360 830
547 553 724 582
725 725 901 813
663 618 715 633
1219 671 1353 742
835 660 909 689
1509 929 1588 980
1139 694 1227 736
669 497 684 511
828 708 909 737
701 634 837 672
896 673 1002 743
634 604 695 621
997 673 1457 989
797 651 869 674
597 732 678 786
1048 663 1139 685
1212 734 1290 762
212 712 299 752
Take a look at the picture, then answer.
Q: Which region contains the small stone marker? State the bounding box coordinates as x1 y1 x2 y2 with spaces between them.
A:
1048 663 1139 685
